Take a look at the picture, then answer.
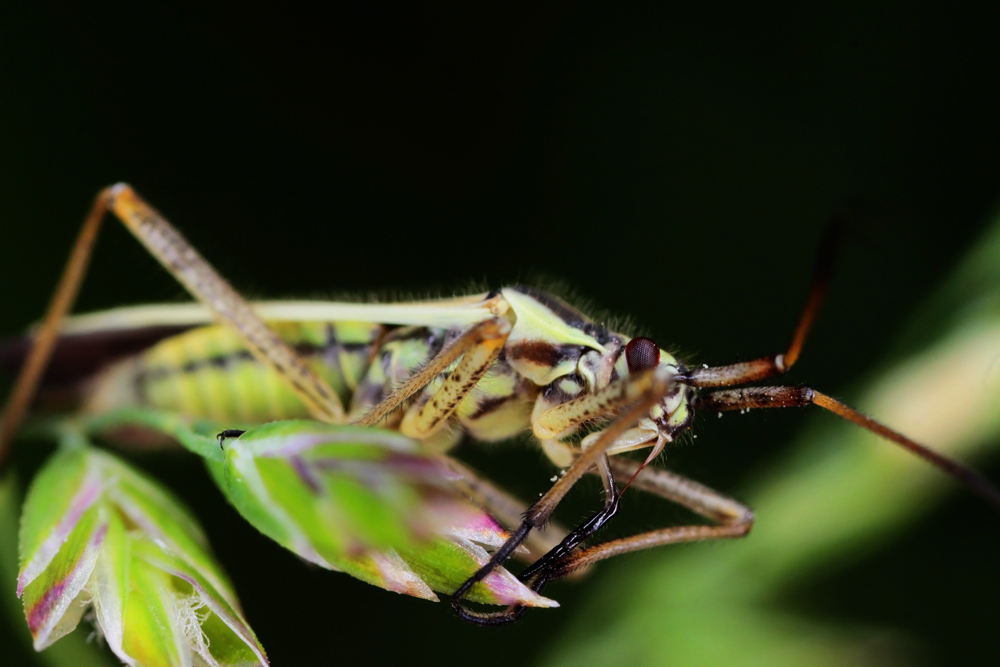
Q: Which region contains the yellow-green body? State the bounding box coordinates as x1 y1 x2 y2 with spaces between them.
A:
55 286 693 453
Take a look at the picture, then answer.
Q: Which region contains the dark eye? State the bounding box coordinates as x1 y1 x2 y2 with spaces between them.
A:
625 337 660 373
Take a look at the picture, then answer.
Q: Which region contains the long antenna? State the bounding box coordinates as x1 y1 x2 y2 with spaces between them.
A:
695 385 1000 511
813 390 1000 510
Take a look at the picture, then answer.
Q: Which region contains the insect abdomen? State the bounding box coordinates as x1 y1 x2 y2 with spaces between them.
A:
85 321 381 422
84 316 538 439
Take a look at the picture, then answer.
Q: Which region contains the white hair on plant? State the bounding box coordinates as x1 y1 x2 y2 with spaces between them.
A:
176 593 215 667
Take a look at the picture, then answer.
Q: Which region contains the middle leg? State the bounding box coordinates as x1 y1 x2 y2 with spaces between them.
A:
354 317 510 432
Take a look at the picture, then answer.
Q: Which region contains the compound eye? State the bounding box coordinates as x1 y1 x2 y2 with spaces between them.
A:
625 337 660 373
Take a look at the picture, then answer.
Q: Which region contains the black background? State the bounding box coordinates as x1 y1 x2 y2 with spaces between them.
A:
2 2 1000 666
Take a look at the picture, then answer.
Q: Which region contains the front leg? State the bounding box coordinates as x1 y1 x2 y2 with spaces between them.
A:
449 366 676 623
532 366 666 441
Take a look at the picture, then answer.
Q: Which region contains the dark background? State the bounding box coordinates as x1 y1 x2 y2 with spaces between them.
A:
2 2 999 666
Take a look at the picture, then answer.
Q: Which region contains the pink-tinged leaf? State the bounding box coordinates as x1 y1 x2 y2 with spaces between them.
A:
19 446 270 664
135 540 269 667
18 447 102 596
97 451 209 550
217 421 554 606
425 492 512 549
221 426 434 564
398 536 558 608
221 444 332 567
21 504 108 650
321 548 440 601
240 421 419 458
367 550 439 601
97 450 238 607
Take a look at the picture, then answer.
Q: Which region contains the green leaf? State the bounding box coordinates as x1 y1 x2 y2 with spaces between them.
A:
16 445 269 665
20 504 106 650
1 472 116 667
221 421 437 564
18 447 96 596
89 511 130 664
121 558 186 667
398 536 558 608
215 420 557 607
134 539 268 667
199 610 266 667
96 450 237 606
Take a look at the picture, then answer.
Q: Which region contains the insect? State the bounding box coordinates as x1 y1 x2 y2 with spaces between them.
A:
2 183 998 627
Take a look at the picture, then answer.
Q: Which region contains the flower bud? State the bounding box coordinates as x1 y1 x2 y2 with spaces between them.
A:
213 421 556 608
18 446 268 666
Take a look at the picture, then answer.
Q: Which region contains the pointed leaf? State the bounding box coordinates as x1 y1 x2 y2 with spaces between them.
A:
398 536 557 608
135 539 268 667
18 447 101 595
21 503 108 649
218 421 446 566
96 450 237 606
214 420 556 606
90 511 134 666
198 610 266 667
121 558 189 667
17 445 269 664
221 442 329 567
